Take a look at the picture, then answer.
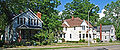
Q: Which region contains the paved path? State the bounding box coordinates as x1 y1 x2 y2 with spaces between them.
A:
50 45 120 50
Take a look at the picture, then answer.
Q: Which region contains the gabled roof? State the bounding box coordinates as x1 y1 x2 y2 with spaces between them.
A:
62 17 93 27
97 25 114 31
12 9 43 23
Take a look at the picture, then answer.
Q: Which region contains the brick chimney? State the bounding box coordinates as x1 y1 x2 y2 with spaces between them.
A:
37 12 41 19
100 24 102 41
71 16 74 20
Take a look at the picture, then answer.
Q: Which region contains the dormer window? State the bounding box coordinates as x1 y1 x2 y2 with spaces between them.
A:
37 19 39 25
82 26 85 30
24 18 26 24
17 17 19 24
34 19 36 25
28 18 30 25
20 18 23 24
31 19 33 25
65 27 67 31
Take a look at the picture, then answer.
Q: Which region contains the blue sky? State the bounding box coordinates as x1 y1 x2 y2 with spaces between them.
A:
56 0 117 13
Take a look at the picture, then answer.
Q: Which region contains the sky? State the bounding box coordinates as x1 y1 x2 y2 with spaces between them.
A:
56 0 117 13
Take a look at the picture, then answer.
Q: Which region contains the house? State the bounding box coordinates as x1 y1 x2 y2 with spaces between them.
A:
96 25 116 42
61 16 96 43
3 9 43 43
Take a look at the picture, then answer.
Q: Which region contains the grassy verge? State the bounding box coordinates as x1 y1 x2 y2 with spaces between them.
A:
5 42 120 50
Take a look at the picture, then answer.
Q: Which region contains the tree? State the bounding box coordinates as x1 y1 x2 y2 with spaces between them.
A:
0 0 62 42
62 0 99 26
103 0 120 40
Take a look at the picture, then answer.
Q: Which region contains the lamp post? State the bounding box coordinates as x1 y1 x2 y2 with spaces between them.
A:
88 5 98 46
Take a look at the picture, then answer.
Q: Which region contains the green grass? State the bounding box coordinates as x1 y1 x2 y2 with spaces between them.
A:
5 42 120 50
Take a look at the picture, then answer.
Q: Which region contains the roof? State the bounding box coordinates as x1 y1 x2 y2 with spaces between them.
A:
62 17 93 27
12 9 43 23
97 25 113 31
17 24 42 29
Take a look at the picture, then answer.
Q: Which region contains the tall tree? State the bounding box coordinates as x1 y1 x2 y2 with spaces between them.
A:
0 0 62 41
103 0 120 40
62 0 99 26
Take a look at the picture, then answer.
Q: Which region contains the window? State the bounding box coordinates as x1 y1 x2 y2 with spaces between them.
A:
111 36 113 38
82 26 85 30
86 34 88 37
34 19 36 25
17 17 19 24
37 19 39 25
70 34 72 38
24 18 26 24
105 36 107 39
64 34 65 38
31 19 33 25
74 27 76 30
65 27 67 31
28 18 30 25
79 31 81 33
79 34 81 38
60 34 62 37
111 29 113 33
20 18 23 24
83 34 85 38
89 34 91 38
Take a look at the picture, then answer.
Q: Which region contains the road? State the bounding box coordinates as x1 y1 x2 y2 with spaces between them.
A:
50 45 120 50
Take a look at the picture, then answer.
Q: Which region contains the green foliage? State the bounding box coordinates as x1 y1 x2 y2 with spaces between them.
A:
62 0 99 26
36 42 41 46
66 41 78 43
100 0 120 40
109 39 112 42
3 45 16 48
96 38 100 42
61 38 65 42
0 40 4 47
79 39 85 43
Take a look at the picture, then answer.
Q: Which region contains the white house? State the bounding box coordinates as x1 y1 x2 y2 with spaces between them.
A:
61 16 96 43
96 25 116 42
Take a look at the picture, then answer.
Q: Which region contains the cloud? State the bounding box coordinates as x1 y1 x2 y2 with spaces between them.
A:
58 11 63 16
98 9 106 19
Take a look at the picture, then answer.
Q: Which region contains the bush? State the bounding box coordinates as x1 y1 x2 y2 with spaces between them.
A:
26 42 31 46
61 38 65 42
79 39 85 43
66 41 78 43
96 38 100 42
109 39 112 42
3 45 16 48
36 42 40 46
0 40 4 47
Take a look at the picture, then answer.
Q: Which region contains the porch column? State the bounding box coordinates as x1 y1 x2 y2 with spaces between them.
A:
18 30 22 42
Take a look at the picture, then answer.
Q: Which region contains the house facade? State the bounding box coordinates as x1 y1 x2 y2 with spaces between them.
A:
61 16 96 43
96 25 116 42
4 9 43 43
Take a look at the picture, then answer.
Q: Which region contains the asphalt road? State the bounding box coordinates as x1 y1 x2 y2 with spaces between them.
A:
50 45 120 50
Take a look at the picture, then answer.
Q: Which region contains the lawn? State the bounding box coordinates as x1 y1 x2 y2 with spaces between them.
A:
4 42 120 50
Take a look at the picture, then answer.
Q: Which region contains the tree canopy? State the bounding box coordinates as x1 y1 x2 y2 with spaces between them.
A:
100 0 120 40
62 0 99 26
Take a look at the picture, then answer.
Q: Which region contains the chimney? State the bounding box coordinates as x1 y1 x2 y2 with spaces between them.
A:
19 10 23 13
71 16 74 20
37 12 41 19
100 24 102 41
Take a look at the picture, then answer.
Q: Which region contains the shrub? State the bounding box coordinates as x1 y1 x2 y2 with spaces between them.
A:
61 38 65 42
0 40 4 47
109 39 112 42
26 42 31 46
79 39 85 43
66 41 78 43
96 38 100 42
3 45 16 48
36 42 40 46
